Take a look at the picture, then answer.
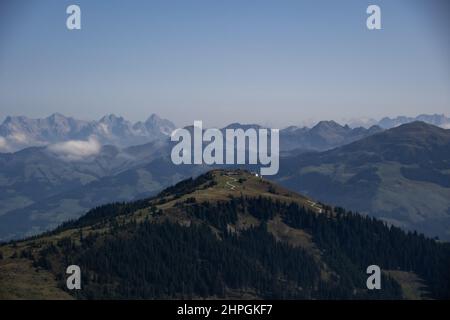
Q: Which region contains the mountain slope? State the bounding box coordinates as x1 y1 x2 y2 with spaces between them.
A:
276 122 450 240
280 121 383 152
0 158 206 241
0 138 179 240
1 169 449 300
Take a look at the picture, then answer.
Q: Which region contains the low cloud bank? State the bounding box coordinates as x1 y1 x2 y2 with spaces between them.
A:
0 137 8 152
47 136 101 161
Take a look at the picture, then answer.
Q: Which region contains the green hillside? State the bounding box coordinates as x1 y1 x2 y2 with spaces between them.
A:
1 169 449 299
277 122 450 240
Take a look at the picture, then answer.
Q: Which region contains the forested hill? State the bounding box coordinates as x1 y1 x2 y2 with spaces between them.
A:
276 122 450 240
0 169 449 299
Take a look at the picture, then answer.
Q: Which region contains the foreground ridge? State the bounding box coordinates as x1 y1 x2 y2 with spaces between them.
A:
1 169 449 300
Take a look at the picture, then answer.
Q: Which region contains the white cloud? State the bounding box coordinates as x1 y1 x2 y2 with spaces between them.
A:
0 137 9 152
9 132 29 144
47 136 101 161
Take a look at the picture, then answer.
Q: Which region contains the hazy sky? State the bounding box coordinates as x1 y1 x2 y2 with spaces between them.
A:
0 0 449 127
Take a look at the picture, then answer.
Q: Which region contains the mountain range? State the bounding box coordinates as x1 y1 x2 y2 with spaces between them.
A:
0 113 449 242
0 117 383 240
2 113 449 153
280 121 383 152
0 113 175 153
346 114 450 129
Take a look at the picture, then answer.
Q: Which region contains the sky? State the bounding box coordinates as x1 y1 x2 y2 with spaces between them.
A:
0 0 449 127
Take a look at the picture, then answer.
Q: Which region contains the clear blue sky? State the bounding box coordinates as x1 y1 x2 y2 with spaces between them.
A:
0 0 449 127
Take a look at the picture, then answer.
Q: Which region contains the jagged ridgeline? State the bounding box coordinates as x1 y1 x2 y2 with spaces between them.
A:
0 169 449 299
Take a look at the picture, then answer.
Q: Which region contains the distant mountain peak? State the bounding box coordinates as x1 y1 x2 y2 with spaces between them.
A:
2 115 27 123
146 113 161 122
48 112 67 119
312 120 344 130
99 114 126 123
339 121 450 157
388 120 447 134
143 114 175 135
223 123 262 130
